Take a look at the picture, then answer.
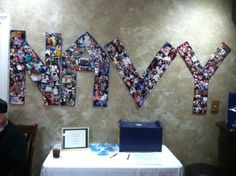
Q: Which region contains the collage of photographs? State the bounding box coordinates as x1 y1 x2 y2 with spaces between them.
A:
9 31 110 107
178 42 231 114
44 32 62 105
10 31 62 105
61 32 110 107
105 39 177 107
9 30 231 113
9 31 26 104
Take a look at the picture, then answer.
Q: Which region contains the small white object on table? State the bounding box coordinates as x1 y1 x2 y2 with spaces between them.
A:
40 145 183 176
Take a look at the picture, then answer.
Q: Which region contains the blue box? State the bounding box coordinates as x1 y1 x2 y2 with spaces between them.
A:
119 120 163 152
227 92 236 128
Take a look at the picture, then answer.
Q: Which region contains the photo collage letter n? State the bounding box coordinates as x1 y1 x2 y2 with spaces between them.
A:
9 31 110 107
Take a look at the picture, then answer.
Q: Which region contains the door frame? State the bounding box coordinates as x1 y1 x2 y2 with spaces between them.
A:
0 14 10 102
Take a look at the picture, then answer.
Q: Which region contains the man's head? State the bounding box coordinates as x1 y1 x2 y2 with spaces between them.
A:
0 99 8 120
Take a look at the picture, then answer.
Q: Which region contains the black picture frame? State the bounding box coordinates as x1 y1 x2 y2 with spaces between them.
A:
62 127 89 149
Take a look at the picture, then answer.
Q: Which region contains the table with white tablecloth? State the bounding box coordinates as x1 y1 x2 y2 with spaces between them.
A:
40 145 183 176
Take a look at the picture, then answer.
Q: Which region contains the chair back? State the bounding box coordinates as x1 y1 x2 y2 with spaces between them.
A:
17 124 38 176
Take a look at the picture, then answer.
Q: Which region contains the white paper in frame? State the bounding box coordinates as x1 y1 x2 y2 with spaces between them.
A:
62 127 89 150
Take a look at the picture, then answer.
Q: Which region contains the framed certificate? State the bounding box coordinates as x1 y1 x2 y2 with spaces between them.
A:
62 127 89 149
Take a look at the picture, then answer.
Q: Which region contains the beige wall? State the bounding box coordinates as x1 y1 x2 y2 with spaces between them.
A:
0 0 236 175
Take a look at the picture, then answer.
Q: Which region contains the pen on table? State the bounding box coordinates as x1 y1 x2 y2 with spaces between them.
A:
110 153 118 159
127 153 130 160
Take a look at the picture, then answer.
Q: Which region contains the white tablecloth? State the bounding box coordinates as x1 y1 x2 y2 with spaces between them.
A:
40 145 183 176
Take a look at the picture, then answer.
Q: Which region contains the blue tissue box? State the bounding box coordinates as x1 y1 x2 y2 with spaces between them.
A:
227 92 236 128
119 120 163 152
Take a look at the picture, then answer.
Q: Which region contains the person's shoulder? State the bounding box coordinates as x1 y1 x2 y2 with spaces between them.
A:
7 120 17 129
7 121 24 137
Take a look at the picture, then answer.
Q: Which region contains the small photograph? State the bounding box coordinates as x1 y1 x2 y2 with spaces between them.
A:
160 42 173 56
105 39 177 108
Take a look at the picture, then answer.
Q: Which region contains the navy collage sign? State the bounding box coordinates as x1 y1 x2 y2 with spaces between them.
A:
9 30 231 114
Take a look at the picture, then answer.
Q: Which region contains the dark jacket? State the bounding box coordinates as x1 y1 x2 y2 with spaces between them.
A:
0 121 27 176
